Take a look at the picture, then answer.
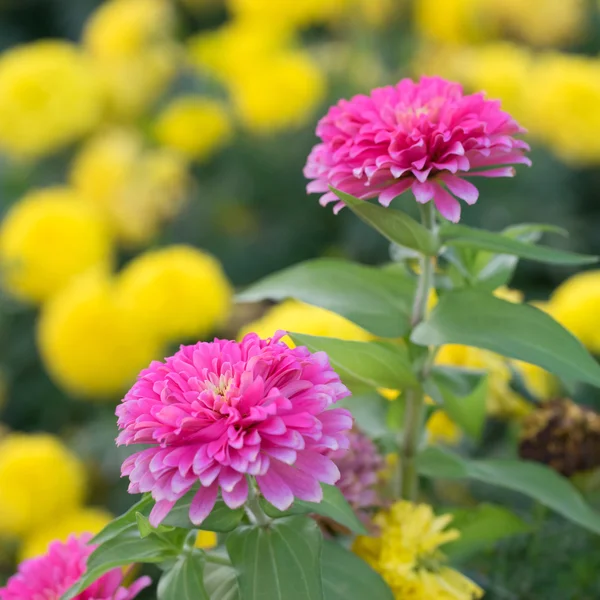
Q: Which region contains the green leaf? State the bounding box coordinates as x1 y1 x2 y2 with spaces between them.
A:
204 559 240 600
92 495 153 545
227 516 324 600
61 525 176 600
321 540 394 600
431 372 488 440
236 258 415 338
474 223 566 289
288 333 418 389
411 288 600 388
261 484 367 535
161 492 245 532
417 446 600 535
444 503 531 562
338 392 390 440
136 512 154 538
330 187 438 255
440 223 597 266
157 551 209 600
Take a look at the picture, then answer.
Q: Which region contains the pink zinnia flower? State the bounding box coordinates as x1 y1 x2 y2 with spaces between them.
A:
116 332 352 526
0 534 150 600
304 76 530 222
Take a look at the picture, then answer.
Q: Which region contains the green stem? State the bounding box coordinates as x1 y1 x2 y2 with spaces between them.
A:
244 478 271 527
398 202 436 501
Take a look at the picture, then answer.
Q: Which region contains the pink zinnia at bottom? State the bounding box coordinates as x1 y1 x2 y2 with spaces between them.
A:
116 332 352 526
304 76 531 222
0 534 150 600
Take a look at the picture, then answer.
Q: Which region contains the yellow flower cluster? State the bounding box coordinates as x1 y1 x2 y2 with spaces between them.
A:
415 0 586 48
0 433 112 560
71 128 189 247
39 245 232 399
83 0 179 119
354 501 483 600
188 18 326 133
416 5 600 165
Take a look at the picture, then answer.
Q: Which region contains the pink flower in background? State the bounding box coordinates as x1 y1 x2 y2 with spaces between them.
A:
328 428 385 510
304 76 530 222
117 332 352 526
0 534 150 600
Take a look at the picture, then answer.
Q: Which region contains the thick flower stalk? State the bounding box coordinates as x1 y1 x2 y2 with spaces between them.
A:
0 534 150 600
304 75 530 222
117 332 352 526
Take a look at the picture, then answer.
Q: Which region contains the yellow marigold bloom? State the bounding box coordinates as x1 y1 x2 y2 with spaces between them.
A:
238 299 371 347
414 0 496 45
227 0 343 28
117 245 232 343
153 96 233 161
0 187 112 304
84 0 178 118
38 272 162 398
546 270 600 353
354 501 483 600
70 129 188 247
195 530 218 549
526 54 600 165
0 433 85 538
230 51 326 133
188 21 290 83
19 507 112 561
0 41 101 158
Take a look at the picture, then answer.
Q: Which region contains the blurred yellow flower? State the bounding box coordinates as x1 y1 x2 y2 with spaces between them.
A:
526 54 600 165
354 501 483 600
546 270 600 353
84 0 178 119
0 41 102 158
436 344 531 419
189 22 325 132
0 187 112 304
188 21 290 83
238 299 371 347
0 433 85 538
38 271 162 398
227 0 343 28
230 51 326 133
195 530 218 549
153 96 233 161
70 129 188 247
513 359 557 401
117 245 232 343
19 507 112 561
414 0 496 45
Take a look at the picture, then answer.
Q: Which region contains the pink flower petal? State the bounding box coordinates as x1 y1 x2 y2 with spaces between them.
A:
149 499 176 527
221 477 249 509
378 179 413 207
433 186 461 223
411 181 437 204
189 482 219 525
256 469 294 511
438 174 479 205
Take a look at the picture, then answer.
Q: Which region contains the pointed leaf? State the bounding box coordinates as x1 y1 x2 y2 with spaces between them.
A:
411 288 600 387
261 483 367 535
431 372 488 440
92 495 153 545
227 516 324 600
162 491 245 532
321 540 394 600
441 223 597 266
61 525 176 600
289 333 418 389
158 551 209 600
236 259 415 338
417 446 600 535
444 503 531 562
331 187 439 255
